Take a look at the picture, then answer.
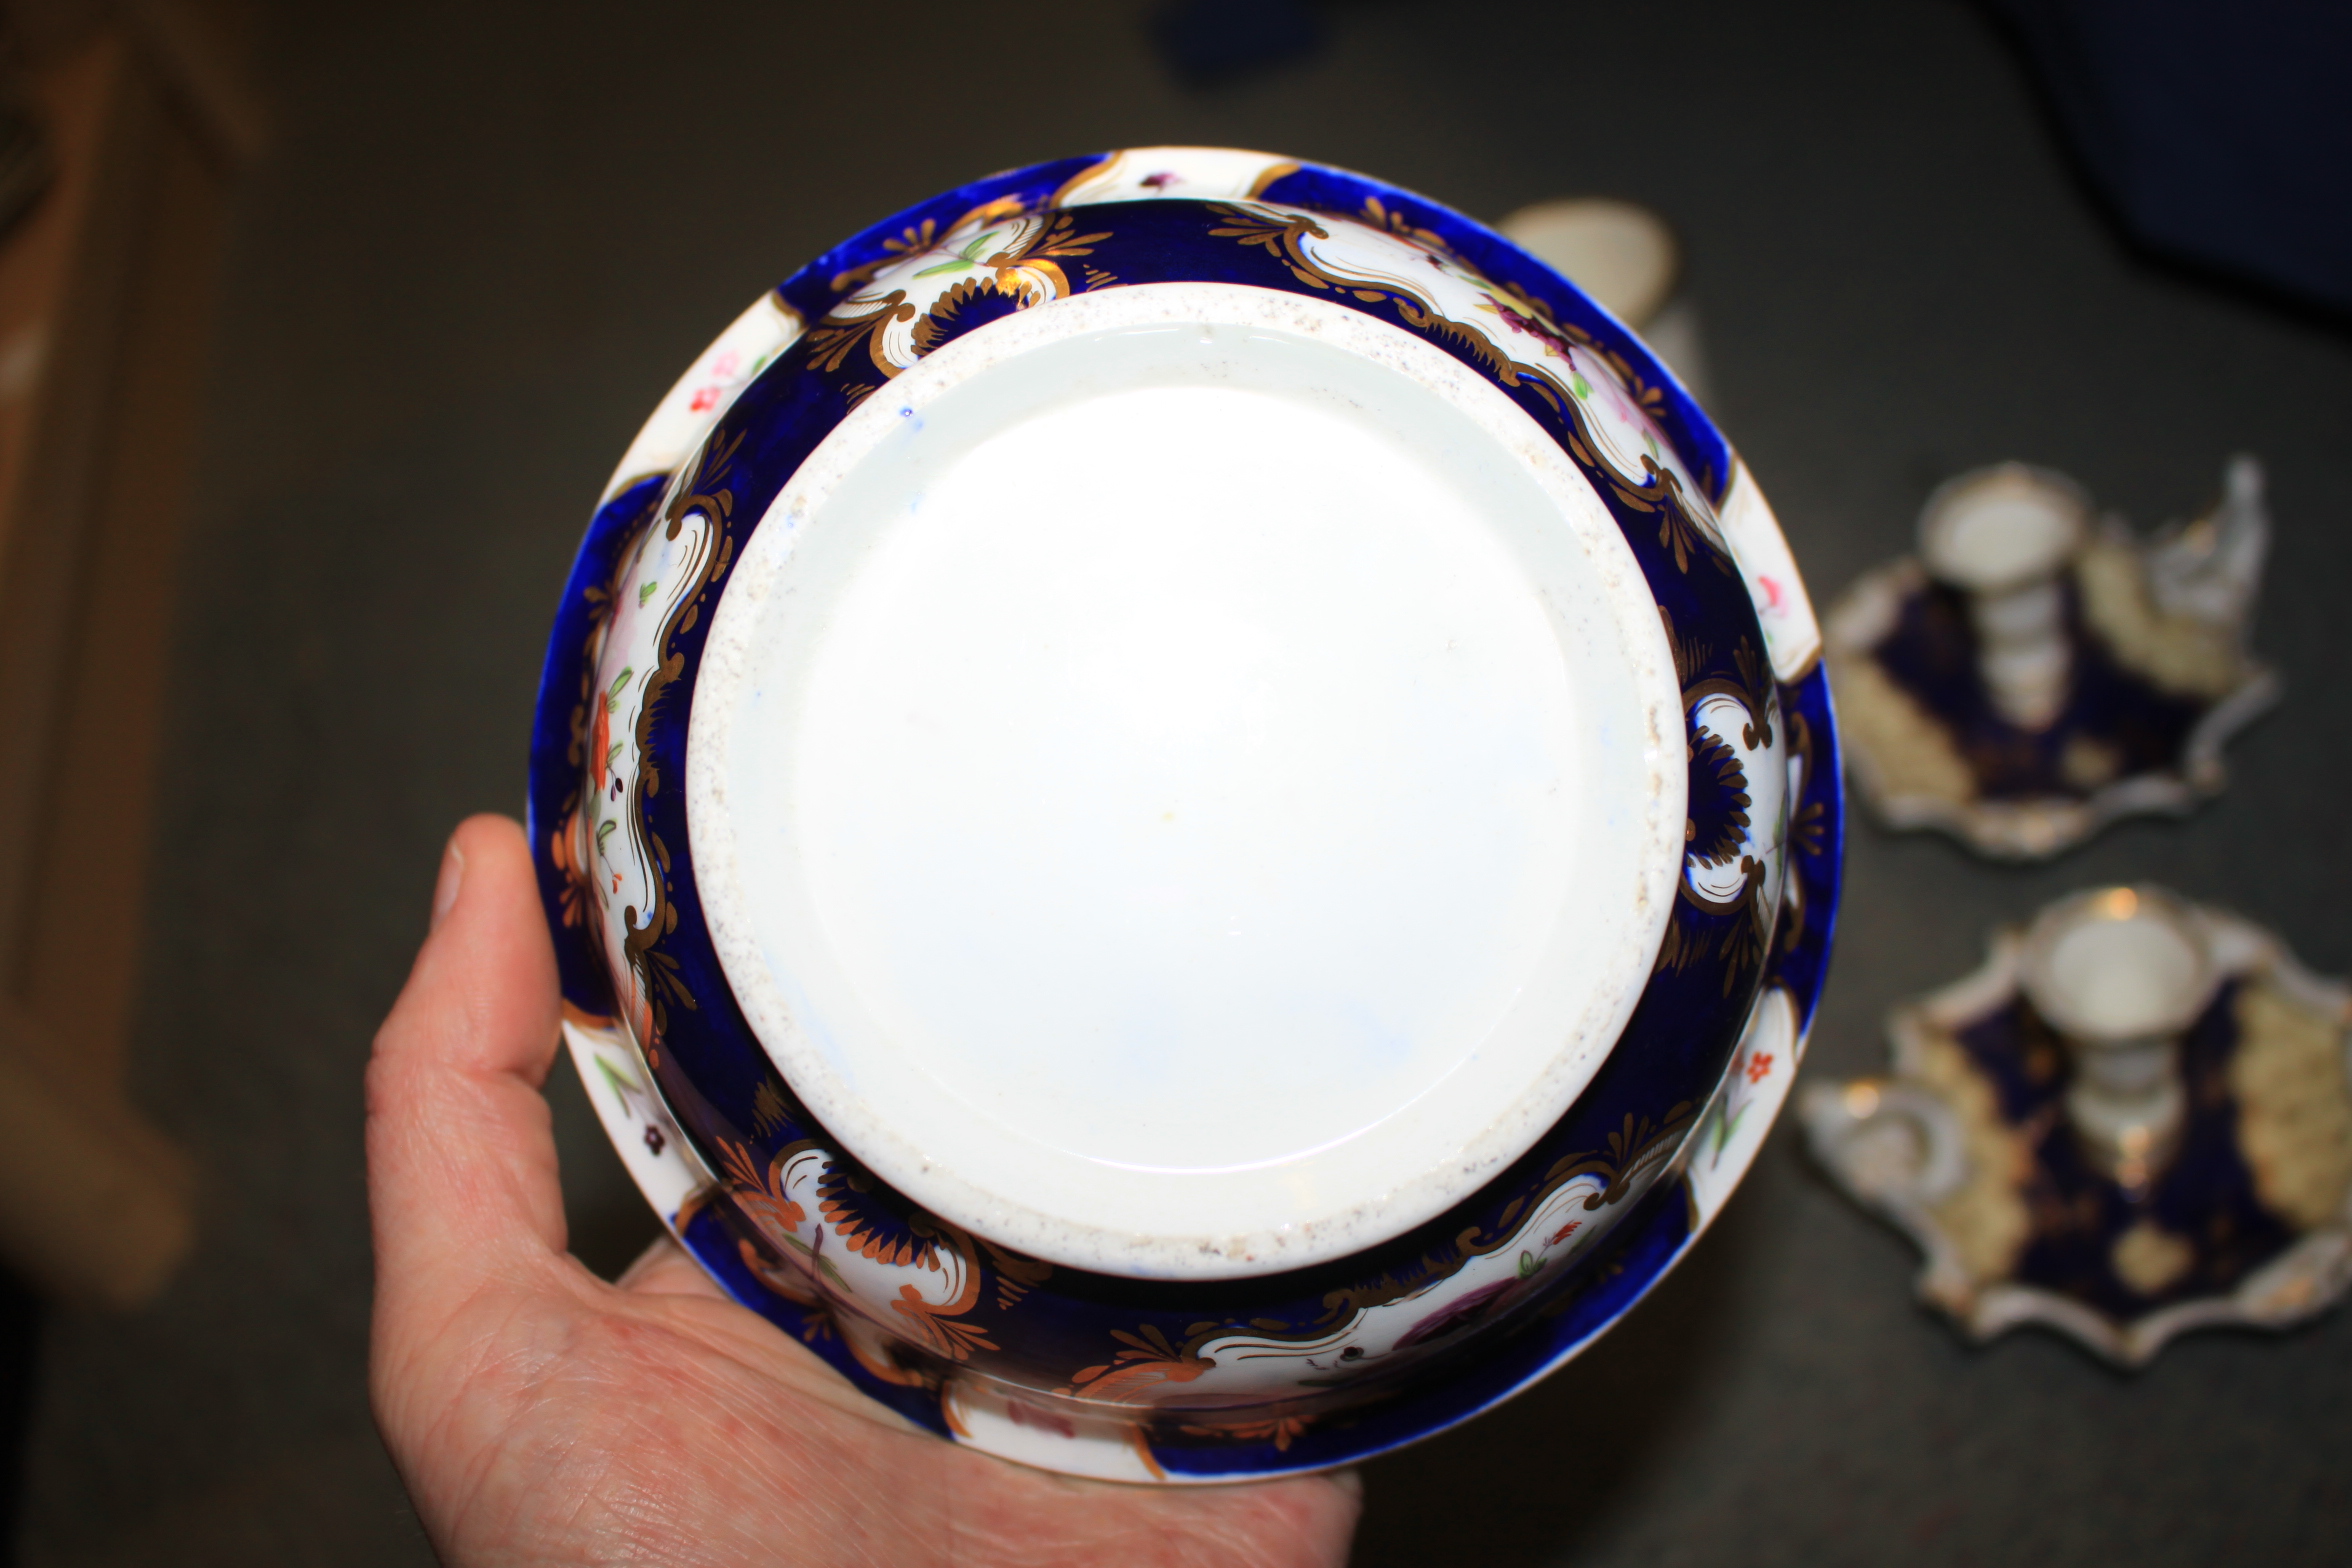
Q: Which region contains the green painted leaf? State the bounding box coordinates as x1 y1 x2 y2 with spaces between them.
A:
912 258 972 278
638 579 659 606
605 665 634 710
1518 1250 1538 1278
1571 372 1593 399
593 1053 643 1116
596 819 618 850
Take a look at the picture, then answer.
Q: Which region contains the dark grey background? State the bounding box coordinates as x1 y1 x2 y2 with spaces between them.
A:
19 0 2351 1562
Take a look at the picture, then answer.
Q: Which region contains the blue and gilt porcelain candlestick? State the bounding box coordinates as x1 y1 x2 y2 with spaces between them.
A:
1805 886 2352 1366
1828 458 2277 859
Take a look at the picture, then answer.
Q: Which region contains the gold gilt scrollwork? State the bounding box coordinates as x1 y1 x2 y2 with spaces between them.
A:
1775 707 1826 965
617 428 746 1037
715 1138 1004 1364
907 275 1009 357
1044 1091 1697 1394
976 209 1112 296
554 483 669 939
977 1237 1054 1312
1655 605 1783 987
825 194 1033 295
1207 204 1342 289
714 1135 805 1245
1206 199 1727 575
1060 1323 1218 1401
1546 1104 1700 1210
1301 1097 1700 1331
1656 841 1774 994
1687 729 1754 868
815 1163 946 1270
749 1079 792 1139
808 211 1115 383
1637 463 1728 577
886 1260 998 1361
1176 1414 1314 1451
803 289 919 378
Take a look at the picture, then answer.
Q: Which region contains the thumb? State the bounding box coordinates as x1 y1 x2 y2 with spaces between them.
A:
366 815 568 1337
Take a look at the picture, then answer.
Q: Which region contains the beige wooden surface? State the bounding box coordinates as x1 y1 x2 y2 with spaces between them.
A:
0 15 250 1309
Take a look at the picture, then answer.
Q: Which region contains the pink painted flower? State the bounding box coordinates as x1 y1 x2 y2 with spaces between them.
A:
1396 1279 1519 1350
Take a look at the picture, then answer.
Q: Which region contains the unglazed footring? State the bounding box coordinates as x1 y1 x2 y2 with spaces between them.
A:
688 283 1685 1282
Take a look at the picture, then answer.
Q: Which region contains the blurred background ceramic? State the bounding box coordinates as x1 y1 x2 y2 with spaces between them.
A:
1803 884 2352 1367
1495 196 1712 405
1826 457 2277 859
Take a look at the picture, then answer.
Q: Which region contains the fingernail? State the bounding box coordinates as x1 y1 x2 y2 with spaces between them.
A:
1327 1467 1364 1498
430 836 467 931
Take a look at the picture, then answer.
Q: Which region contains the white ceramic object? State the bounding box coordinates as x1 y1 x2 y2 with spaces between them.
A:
1917 464 2089 730
689 284 1685 1278
2020 886 2217 1187
529 145 1846 1480
1827 457 2278 859
1497 196 1710 402
1805 888 2352 1367
1495 198 1678 328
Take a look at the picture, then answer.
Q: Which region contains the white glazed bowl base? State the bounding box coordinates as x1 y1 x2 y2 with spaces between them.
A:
688 282 1684 1280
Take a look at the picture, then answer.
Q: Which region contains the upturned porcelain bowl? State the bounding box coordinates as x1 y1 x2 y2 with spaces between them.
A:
528 147 1843 1482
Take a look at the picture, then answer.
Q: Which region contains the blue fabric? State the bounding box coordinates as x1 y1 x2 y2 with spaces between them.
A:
1987 0 2352 312
1148 0 1326 87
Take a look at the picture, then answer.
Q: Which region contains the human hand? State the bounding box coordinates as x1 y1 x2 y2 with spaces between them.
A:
366 814 1362 1567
